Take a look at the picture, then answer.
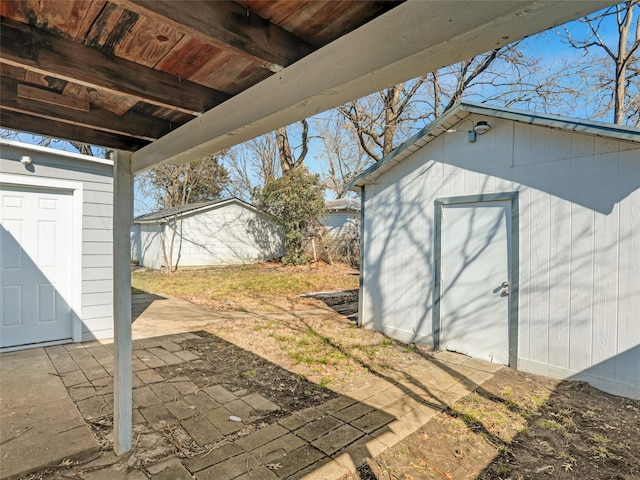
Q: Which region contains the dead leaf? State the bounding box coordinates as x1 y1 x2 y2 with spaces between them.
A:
562 463 574 472
266 463 282 470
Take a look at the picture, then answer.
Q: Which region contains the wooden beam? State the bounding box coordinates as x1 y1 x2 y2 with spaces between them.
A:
115 0 315 72
133 0 616 172
0 109 148 150
112 150 133 455
3 77 175 141
0 17 230 115
18 84 90 112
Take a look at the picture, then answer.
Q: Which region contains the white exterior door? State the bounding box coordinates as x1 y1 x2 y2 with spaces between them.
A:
1 185 74 348
440 201 511 364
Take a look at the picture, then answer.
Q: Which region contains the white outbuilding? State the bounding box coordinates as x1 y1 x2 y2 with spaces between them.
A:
131 198 284 270
321 198 360 239
347 102 640 399
1 140 114 350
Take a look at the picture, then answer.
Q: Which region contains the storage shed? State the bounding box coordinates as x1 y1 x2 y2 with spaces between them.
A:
1 140 114 350
131 198 284 270
320 198 360 239
347 102 640 399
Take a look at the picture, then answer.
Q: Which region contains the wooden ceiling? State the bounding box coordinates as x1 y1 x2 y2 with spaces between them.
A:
0 0 401 151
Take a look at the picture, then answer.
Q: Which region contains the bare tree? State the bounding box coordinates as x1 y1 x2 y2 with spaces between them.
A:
224 132 280 200
0 128 102 156
561 1 640 125
313 110 370 198
276 119 310 173
335 43 551 164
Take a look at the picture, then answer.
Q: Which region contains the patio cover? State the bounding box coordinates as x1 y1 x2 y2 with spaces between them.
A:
0 0 616 454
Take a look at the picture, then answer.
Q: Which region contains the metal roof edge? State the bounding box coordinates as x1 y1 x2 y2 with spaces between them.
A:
133 197 273 223
459 101 640 142
346 102 639 191
345 103 467 191
0 139 113 166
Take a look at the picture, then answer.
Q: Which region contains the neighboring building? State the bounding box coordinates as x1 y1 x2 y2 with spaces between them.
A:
320 198 360 239
318 197 360 256
131 198 284 270
1 140 114 349
347 102 640 399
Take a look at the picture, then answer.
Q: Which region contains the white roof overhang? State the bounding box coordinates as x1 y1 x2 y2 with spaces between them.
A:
131 0 617 173
346 101 640 191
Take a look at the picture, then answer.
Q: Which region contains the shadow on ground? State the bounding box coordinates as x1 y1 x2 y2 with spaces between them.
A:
132 293 168 322
304 289 359 319
5 293 515 480
30 331 402 480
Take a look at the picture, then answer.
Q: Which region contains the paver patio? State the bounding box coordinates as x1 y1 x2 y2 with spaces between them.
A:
0 295 502 480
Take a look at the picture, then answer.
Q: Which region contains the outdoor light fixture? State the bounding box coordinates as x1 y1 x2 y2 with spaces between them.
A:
446 119 491 143
19 155 32 165
473 121 491 135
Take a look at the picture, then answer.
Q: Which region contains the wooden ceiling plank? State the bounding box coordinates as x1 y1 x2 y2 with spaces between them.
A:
34 0 96 39
74 0 109 42
155 36 224 82
83 3 130 49
18 84 90 112
0 108 148 150
0 17 231 115
113 0 316 71
3 77 173 140
62 82 139 116
236 1 312 27
113 14 184 67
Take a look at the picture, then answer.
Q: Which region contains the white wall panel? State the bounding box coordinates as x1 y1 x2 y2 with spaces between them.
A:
134 202 283 269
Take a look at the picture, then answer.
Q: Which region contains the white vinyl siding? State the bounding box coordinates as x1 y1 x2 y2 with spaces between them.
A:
134 224 165 270
320 211 359 238
361 114 640 398
1 142 114 343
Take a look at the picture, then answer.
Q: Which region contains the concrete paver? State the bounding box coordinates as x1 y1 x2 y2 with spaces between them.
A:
312 424 364 455
181 415 224 446
0 293 502 480
183 443 244 473
235 423 288 451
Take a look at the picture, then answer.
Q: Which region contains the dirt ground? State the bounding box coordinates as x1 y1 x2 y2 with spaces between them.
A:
342 368 640 480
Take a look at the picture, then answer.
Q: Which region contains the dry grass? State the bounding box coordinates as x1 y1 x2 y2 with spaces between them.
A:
131 262 359 311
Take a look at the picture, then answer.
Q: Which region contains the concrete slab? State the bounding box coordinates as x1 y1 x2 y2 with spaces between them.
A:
0 349 98 479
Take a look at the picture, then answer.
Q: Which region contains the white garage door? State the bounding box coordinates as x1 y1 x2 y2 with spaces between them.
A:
1 185 74 348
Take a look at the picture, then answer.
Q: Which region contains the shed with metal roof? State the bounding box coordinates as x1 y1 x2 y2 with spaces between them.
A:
347 102 640 399
131 198 283 270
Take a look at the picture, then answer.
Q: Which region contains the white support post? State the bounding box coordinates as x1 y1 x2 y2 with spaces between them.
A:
113 150 133 455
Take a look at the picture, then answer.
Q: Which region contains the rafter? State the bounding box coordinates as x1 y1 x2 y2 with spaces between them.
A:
0 17 230 115
0 109 148 150
114 0 315 72
1 77 174 141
